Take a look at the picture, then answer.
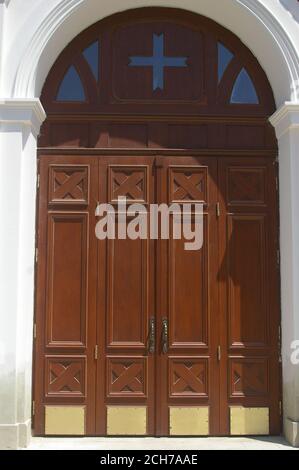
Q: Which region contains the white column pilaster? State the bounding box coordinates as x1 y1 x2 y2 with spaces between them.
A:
0 99 46 449
270 103 299 447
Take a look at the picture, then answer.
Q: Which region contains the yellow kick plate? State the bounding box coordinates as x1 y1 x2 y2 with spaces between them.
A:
169 407 209 436
45 405 85 435
230 407 269 435
107 406 147 435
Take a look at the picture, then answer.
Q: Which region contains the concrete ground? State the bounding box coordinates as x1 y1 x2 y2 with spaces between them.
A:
27 436 297 450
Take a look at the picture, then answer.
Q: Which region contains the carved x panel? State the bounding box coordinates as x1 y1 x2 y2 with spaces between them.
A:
45 356 86 397
109 166 148 203
107 357 147 397
169 167 207 203
49 165 89 205
228 167 266 205
230 359 269 398
169 358 208 397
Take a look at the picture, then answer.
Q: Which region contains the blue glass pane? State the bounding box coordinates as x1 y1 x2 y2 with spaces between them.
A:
129 33 187 91
230 68 259 104
218 43 234 83
83 41 99 81
56 66 85 101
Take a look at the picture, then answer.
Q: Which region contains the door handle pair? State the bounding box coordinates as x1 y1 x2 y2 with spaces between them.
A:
148 318 168 354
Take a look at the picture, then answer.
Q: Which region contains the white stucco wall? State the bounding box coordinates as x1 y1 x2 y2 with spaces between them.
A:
0 0 299 449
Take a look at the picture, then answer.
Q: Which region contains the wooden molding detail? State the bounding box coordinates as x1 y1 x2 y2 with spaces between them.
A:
229 358 269 398
168 166 207 204
227 166 266 206
45 356 86 398
108 165 149 204
48 165 89 205
169 358 208 398
107 357 147 398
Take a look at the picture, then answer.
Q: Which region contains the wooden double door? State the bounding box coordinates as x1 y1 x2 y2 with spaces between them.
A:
34 153 281 436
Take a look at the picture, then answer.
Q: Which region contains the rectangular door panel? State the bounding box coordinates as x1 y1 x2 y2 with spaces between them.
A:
46 213 88 348
169 217 208 347
227 214 268 348
107 233 149 348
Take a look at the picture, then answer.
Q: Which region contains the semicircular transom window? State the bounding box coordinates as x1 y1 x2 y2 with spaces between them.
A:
41 11 274 115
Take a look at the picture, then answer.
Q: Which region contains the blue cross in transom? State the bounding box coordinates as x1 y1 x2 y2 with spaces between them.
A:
129 33 188 91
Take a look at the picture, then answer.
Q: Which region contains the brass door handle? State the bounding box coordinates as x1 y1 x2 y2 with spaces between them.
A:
217 345 221 362
148 317 155 354
162 318 168 354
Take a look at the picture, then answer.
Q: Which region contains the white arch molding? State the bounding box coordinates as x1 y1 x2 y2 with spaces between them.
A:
3 0 299 105
0 0 299 449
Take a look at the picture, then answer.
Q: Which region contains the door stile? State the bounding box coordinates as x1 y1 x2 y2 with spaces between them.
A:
266 159 281 434
85 157 98 434
34 155 50 435
154 156 169 435
207 158 222 435
217 158 230 435
95 157 107 434
147 159 157 435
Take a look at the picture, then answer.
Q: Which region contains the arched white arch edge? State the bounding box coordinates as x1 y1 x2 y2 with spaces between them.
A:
4 0 299 106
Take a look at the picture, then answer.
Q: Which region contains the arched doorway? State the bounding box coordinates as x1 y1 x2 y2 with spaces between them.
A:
34 7 281 437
